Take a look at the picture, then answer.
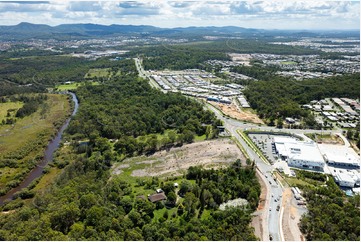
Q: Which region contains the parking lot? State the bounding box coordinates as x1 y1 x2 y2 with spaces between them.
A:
248 133 297 176
248 133 281 164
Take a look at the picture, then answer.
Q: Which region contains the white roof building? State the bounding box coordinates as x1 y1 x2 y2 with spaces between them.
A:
273 136 325 171
324 152 360 169
319 143 360 169
330 168 360 188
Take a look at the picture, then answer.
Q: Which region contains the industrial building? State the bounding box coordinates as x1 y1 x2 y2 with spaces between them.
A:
237 95 251 108
330 168 360 188
324 152 360 169
318 142 360 169
273 136 325 171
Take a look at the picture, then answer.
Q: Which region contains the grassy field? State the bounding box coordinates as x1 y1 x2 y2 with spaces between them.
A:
134 129 207 144
305 133 344 145
280 61 297 65
84 68 111 78
0 94 71 194
0 102 23 120
55 81 99 91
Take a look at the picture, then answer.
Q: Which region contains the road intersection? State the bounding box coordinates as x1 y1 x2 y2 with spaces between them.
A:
136 59 340 241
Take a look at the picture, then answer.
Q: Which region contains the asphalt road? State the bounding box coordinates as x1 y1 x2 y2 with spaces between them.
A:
134 57 167 92
135 60 335 241
205 103 346 241
206 104 285 240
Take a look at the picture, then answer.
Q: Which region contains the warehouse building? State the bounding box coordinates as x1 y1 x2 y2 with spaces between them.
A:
318 143 360 169
273 136 325 171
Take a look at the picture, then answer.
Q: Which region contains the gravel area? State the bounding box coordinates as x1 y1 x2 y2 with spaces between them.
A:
114 139 246 178
219 198 248 210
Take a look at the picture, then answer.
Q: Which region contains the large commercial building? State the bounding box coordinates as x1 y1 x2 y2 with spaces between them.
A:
273 136 326 171
318 143 360 169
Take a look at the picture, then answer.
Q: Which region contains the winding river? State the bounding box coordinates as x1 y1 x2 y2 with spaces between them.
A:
0 92 79 205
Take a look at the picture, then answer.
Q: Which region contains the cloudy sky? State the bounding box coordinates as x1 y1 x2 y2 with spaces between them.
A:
0 0 359 30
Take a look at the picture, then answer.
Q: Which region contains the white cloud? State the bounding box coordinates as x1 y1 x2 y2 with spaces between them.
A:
0 1 358 29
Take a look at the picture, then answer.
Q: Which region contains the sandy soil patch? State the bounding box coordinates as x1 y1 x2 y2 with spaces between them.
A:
118 139 245 178
219 198 248 210
281 188 305 241
208 101 264 124
251 168 268 240
228 53 252 66
112 164 130 175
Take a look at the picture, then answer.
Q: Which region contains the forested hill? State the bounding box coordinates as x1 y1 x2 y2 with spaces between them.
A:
0 22 359 40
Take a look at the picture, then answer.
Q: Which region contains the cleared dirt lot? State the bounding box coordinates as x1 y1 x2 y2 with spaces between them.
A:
114 138 246 178
251 169 268 240
281 188 305 241
208 101 264 124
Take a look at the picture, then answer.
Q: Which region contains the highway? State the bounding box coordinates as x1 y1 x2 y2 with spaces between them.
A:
135 60 335 241
207 103 283 241
134 57 166 92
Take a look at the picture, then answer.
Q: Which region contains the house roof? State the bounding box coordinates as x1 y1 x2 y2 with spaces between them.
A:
148 193 167 203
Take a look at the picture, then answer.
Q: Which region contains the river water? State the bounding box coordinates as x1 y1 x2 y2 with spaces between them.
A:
0 92 79 205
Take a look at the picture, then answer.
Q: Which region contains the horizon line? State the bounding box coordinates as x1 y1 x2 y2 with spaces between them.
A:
3 22 360 32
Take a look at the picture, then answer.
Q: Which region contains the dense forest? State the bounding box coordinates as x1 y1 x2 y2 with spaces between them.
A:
243 73 360 123
68 60 221 155
0 59 260 240
231 62 281 81
0 53 122 88
128 39 320 71
300 176 360 241
0 160 259 240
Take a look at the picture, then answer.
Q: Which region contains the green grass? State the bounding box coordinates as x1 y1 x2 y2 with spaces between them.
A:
55 81 99 91
280 61 297 65
55 83 80 91
0 102 23 120
84 68 111 78
33 167 62 192
237 130 269 164
194 134 206 141
153 207 178 222
284 176 316 188
0 94 71 191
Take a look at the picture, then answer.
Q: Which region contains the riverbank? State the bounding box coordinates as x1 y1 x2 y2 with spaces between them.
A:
0 93 75 205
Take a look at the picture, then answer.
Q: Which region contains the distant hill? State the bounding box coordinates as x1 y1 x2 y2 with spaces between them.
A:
0 22 359 40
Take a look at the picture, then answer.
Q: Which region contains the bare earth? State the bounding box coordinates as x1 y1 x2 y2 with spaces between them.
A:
208 101 264 124
281 188 305 241
251 168 268 240
313 134 344 145
116 139 245 178
228 53 252 66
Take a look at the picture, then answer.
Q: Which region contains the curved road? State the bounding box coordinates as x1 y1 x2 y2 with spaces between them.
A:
206 103 284 241
135 60 338 241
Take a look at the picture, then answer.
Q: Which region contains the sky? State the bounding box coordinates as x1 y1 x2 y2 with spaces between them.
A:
0 0 359 30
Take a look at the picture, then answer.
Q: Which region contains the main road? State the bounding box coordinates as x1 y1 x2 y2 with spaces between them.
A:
134 57 166 92
135 59 338 241
206 103 284 241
